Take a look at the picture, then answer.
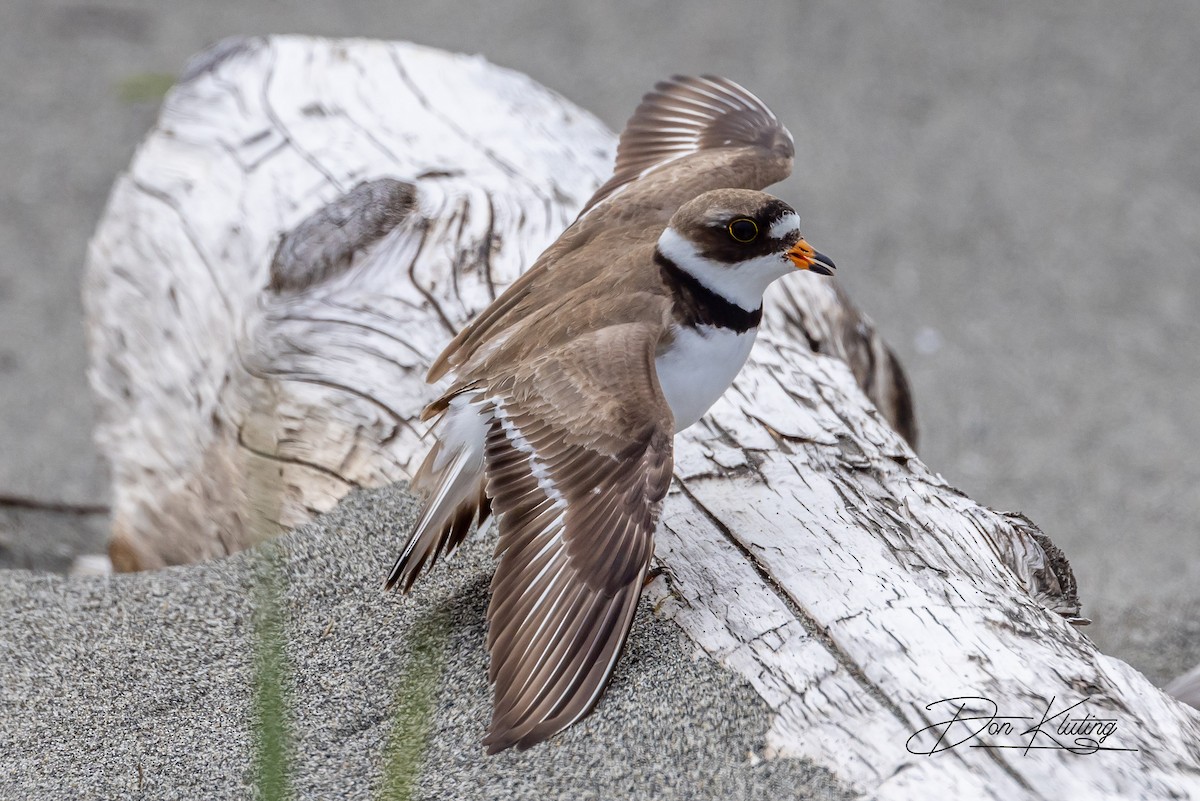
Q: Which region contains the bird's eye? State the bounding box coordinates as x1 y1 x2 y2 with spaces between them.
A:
728 218 759 243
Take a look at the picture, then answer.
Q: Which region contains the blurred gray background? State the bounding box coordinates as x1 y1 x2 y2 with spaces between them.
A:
0 0 1197 683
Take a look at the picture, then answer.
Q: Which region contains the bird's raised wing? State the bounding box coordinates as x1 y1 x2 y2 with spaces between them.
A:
427 75 791 384
477 322 673 753
577 74 795 218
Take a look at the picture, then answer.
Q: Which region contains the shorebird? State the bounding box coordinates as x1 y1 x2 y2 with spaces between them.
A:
386 75 834 753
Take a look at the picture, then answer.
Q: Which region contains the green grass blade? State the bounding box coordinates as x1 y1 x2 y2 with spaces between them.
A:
379 607 451 801
252 546 293 801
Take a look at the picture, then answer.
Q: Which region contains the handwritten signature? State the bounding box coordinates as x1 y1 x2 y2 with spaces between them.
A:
906 696 1138 756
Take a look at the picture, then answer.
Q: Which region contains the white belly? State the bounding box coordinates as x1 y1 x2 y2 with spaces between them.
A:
655 325 758 432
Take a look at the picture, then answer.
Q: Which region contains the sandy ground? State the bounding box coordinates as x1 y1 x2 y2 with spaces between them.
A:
0 0 1198 793
0 486 855 800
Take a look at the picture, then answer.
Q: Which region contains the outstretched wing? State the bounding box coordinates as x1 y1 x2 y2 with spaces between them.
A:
427 75 793 383
478 323 674 753
577 74 795 218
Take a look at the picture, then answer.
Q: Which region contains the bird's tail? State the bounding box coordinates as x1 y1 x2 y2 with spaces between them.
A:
385 394 490 592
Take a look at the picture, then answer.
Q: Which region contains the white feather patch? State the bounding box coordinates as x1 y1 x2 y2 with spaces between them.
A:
656 324 758 432
434 394 489 474
769 213 800 239
491 398 567 510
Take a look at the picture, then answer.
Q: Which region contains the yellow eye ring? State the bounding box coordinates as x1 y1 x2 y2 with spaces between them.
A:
728 218 759 243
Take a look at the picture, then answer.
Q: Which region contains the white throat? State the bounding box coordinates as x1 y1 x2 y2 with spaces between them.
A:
657 225 794 311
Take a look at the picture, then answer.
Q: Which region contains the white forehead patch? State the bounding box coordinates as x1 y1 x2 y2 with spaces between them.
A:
770 213 800 239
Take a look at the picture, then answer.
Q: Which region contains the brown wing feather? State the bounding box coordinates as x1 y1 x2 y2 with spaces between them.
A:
385 393 493 593
476 324 674 753
427 75 793 382
577 74 795 217
383 439 490 593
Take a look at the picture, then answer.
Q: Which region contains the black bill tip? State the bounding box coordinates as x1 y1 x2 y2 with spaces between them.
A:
809 251 836 276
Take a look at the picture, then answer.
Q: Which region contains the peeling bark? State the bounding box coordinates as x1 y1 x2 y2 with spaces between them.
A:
84 36 1200 797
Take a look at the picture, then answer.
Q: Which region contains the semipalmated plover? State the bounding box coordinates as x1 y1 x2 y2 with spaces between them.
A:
386 75 834 753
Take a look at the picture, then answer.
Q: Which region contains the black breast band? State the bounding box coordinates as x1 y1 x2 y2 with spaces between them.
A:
655 250 763 334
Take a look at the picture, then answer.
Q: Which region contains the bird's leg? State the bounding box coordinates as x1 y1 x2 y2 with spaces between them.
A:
644 560 672 587
645 559 684 615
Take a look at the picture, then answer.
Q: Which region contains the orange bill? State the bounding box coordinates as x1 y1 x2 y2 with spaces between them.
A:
786 238 836 275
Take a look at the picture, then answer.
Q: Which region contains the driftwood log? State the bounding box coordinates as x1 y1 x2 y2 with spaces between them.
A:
84 36 1200 797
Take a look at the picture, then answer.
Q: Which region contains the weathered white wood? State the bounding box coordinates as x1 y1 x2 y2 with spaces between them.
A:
85 36 1200 797
85 36 614 568
657 294 1199 796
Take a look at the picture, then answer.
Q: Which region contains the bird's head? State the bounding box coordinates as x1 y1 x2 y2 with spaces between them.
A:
657 188 835 310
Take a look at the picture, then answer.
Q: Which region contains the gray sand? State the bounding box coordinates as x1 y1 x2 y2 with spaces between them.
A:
0 486 854 800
